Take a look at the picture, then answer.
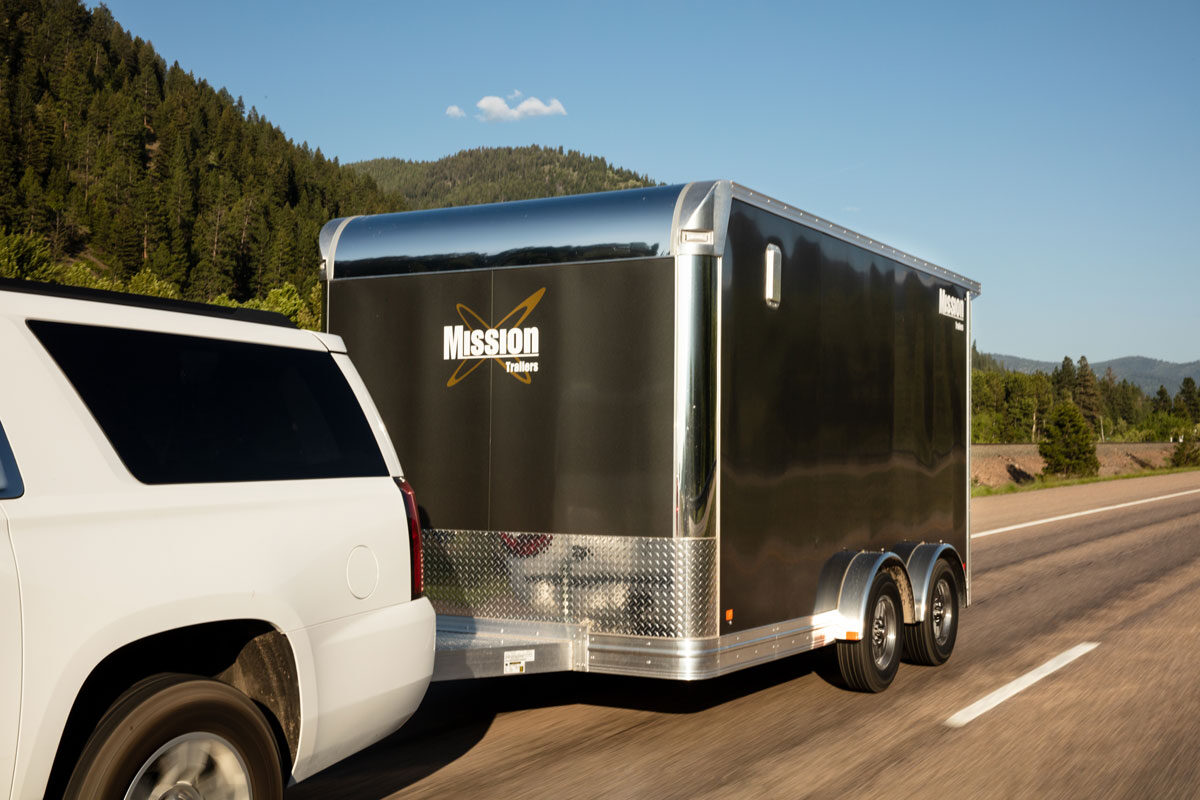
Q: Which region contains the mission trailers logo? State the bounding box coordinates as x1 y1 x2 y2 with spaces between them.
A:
442 287 546 387
938 288 966 331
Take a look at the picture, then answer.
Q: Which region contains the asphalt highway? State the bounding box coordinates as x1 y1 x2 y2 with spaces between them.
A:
289 471 1200 800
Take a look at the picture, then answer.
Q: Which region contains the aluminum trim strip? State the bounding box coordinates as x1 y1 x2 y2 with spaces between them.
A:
965 293 974 606
586 612 845 680
671 255 718 540
729 183 981 295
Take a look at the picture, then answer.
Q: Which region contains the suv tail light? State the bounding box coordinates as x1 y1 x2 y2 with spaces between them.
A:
396 478 424 599
500 532 552 558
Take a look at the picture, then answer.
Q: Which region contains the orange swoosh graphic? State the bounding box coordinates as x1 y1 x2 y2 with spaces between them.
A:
446 287 546 388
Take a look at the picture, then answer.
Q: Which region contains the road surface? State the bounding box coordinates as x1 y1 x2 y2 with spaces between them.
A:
290 471 1200 799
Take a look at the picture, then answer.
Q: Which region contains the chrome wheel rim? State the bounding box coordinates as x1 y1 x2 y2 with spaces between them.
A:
931 577 954 646
124 732 251 800
871 593 898 670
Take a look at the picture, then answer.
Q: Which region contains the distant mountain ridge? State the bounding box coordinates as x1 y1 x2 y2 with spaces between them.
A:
350 146 658 209
986 353 1200 394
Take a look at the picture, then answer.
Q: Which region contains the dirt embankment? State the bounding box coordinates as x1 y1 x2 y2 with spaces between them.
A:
972 443 1175 488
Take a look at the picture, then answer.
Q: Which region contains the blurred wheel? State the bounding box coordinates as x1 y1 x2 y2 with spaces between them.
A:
65 674 283 800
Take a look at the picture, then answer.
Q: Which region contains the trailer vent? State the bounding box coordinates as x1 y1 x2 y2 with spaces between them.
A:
764 244 782 309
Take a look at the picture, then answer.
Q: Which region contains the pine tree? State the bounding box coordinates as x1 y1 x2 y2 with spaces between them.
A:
1152 385 1174 414
1074 356 1103 435
1177 377 1200 424
1039 402 1099 477
1052 356 1077 402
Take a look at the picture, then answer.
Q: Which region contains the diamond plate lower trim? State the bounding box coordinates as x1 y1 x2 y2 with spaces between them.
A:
424 530 717 638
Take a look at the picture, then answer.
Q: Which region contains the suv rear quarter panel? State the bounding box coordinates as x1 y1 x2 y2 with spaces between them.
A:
0 294 426 794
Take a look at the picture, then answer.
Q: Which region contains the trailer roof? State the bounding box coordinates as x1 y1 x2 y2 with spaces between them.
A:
321 181 980 294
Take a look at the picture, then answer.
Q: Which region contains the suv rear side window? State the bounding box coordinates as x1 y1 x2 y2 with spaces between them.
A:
0 419 23 498
29 321 387 484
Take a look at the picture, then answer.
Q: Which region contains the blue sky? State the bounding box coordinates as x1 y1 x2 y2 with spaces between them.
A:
94 0 1200 363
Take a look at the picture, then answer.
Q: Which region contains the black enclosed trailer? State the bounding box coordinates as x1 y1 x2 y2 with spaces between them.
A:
320 181 980 691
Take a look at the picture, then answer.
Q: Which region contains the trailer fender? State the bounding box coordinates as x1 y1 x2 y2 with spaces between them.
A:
893 542 964 622
818 551 915 639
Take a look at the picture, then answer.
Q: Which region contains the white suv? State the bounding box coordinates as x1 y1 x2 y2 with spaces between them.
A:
0 278 435 799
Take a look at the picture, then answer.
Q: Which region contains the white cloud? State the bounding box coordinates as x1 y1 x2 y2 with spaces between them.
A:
445 105 466 118
507 89 523 100
475 94 567 122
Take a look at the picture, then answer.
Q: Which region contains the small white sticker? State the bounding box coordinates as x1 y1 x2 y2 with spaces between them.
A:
503 649 536 675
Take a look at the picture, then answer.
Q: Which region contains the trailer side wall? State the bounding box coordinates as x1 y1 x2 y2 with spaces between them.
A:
719 201 968 633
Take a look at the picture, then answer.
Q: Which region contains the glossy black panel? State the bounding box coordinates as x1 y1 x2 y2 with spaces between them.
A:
330 271 492 527
331 185 682 278
330 258 676 536
719 202 967 633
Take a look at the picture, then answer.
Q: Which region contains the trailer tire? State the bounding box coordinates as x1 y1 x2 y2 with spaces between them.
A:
836 571 902 692
903 558 959 666
64 673 284 800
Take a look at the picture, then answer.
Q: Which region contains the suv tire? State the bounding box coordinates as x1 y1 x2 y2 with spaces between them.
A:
64 673 283 800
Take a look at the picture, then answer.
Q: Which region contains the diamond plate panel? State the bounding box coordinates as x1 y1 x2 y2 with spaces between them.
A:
424 530 717 638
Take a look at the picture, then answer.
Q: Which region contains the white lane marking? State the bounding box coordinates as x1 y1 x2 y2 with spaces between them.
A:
945 643 1100 728
972 488 1200 539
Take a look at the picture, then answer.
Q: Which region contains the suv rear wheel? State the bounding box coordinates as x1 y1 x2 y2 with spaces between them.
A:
65 673 283 800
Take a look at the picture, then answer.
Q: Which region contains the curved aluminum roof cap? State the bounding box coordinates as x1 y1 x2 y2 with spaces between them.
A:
320 180 980 294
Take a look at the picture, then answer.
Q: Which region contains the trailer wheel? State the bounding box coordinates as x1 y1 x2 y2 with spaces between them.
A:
903 558 959 666
64 673 283 800
836 571 902 692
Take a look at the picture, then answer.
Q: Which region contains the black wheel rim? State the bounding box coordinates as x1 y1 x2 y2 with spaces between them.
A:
871 593 898 670
931 576 954 646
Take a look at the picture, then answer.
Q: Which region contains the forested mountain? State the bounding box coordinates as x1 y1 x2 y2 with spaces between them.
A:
984 352 1200 396
0 0 661 323
351 146 657 209
0 0 405 319
973 347 1199 444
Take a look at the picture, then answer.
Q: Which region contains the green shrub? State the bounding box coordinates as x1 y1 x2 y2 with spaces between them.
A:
1171 432 1200 468
1039 402 1099 477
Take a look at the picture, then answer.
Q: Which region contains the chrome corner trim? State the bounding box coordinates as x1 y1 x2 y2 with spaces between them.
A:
965 293 974 606
671 181 732 257
672 254 719 540
728 183 981 295
586 632 721 680
319 215 360 281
